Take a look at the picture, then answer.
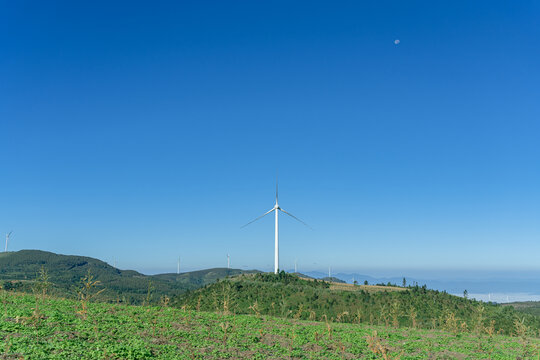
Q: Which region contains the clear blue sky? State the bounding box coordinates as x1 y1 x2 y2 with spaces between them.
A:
1 1 539 275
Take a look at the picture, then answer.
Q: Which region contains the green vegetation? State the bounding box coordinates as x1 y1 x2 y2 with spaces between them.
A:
176 272 540 336
508 302 540 317
2 251 540 358
1 290 540 359
0 250 256 304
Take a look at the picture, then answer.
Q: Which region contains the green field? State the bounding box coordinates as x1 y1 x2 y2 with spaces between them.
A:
1 291 539 359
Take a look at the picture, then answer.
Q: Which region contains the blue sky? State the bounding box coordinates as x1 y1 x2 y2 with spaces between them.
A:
1 1 539 275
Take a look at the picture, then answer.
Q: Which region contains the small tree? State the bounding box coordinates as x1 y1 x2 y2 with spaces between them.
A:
402 277 407 287
463 289 468 299
33 267 51 299
77 270 105 320
364 280 368 285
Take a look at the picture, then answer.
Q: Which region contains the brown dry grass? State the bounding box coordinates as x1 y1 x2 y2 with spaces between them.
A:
228 273 406 293
296 276 406 293
329 283 406 292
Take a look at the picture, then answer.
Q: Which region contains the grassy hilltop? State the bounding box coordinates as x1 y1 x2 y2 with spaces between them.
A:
1 290 539 359
175 272 540 336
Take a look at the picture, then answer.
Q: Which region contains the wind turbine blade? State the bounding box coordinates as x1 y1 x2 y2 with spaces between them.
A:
279 208 312 229
241 208 275 228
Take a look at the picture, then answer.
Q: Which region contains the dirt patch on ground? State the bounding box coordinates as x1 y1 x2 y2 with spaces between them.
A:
428 350 468 359
261 333 291 348
51 330 79 340
149 336 171 345
302 342 324 352
0 354 25 360
171 322 192 331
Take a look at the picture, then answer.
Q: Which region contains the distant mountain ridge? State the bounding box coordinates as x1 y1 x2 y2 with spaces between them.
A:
0 250 257 303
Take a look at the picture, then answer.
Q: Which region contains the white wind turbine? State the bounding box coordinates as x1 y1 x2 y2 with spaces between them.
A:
5 231 13 252
242 180 310 274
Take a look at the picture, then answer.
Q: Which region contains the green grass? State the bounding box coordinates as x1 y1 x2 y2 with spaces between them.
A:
1 291 539 359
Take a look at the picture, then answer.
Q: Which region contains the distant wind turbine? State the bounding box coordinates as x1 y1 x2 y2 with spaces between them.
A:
5 231 12 252
177 257 180 275
227 254 230 269
242 179 310 274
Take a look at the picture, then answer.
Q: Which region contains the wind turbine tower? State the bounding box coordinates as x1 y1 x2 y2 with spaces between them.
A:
177 257 180 275
294 258 297 273
227 254 230 269
5 231 12 252
242 179 310 274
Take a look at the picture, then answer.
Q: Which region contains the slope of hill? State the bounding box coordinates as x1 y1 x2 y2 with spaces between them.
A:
154 268 260 287
0 250 183 303
175 272 540 335
507 301 540 317
1 290 538 359
0 250 255 304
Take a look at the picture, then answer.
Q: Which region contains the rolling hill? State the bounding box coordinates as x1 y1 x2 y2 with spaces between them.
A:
153 267 259 287
3 250 539 337
174 271 540 335
0 250 255 304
